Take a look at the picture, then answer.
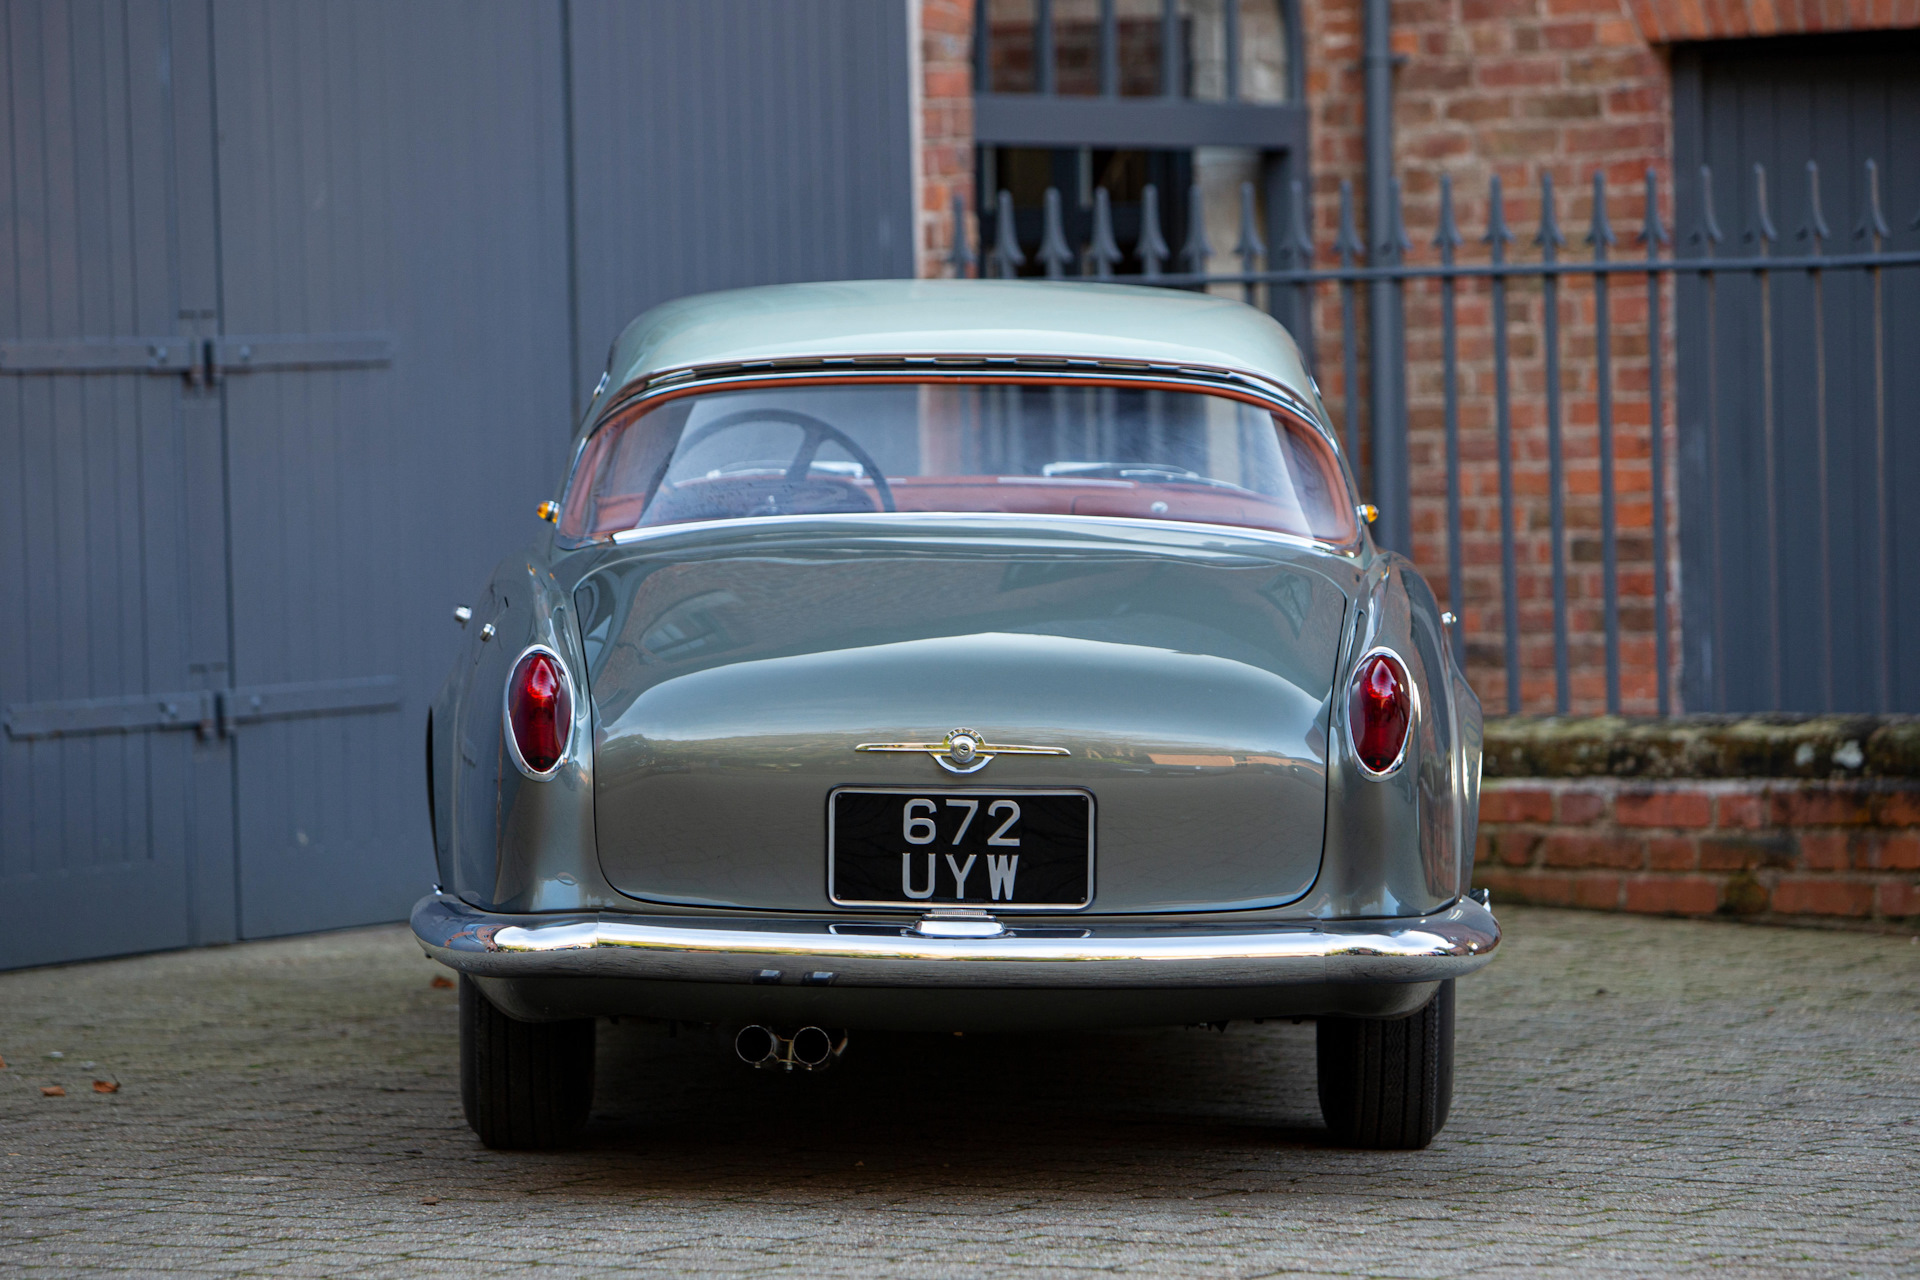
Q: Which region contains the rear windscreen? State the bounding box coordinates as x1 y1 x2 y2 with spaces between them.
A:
559 380 1357 544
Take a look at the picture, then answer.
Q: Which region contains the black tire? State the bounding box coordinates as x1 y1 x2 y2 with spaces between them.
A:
459 975 595 1149
1316 979 1455 1149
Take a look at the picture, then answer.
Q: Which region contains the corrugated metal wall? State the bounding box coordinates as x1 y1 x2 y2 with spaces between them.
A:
0 0 914 969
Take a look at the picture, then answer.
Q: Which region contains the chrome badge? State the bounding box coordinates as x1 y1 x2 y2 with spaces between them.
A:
854 728 1070 775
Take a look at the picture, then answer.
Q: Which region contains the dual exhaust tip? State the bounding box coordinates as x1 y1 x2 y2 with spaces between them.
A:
734 1024 847 1072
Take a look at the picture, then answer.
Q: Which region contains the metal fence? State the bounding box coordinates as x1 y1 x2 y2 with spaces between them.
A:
953 163 1920 717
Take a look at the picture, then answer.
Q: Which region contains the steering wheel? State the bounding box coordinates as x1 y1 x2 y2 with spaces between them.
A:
670 408 896 513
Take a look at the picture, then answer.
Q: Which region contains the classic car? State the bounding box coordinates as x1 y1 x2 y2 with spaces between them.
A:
415 279 1496 1151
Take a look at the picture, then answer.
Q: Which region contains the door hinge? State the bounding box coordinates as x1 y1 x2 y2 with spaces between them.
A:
3 690 216 740
215 675 401 735
204 333 394 383
6 675 399 741
0 338 200 377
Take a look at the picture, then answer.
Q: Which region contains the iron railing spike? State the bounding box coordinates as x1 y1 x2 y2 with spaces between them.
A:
1336 179 1365 263
1181 182 1212 274
1385 176 1411 259
1748 163 1777 245
1695 165 1724 246
1800 160 1831 245
1038 187 1074 279
946 192 976 278
1484 173 1513 249
1287 178 1313 264
1137 183 1169 277
993 189 1025 278
1434 173 1462 252
1233 181 1266 272
1088 187 1122 278
1586 170 1615 247
1638 168 1668 247
1858 159 1891 241
1535 171 1565 249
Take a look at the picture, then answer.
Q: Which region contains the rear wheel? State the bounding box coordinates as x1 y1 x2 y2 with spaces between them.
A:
458 975 595 1149
1316 979 1454 1149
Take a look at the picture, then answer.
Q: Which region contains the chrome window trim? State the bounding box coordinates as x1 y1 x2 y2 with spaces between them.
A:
606 509 1348 557
563 361 1361 553
1345 646 1420 780
587 359 1337 453
501 643 576 781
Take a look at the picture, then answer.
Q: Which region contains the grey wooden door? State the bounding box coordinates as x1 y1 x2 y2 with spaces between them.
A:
1674 34 1920 712
567 0 916 398
207 0 575 937
0 0 238 969
3 0 916 968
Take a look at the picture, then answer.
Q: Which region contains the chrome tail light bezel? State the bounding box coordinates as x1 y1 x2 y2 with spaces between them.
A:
502 643 577 780
1345 645 1419 780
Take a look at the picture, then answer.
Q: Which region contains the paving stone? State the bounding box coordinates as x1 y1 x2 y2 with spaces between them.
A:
1 907 1917 1276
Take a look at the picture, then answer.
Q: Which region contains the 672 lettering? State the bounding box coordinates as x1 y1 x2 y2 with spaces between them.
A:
898 796 1021 901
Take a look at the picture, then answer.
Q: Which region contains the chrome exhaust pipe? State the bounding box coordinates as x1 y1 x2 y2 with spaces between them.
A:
733 1025 847 1072
734 1024 780 1067
789 1026 836 1069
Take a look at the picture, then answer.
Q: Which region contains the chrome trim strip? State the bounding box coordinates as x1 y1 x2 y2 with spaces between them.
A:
608 510 1346 555
585 362 1338 459
853 728 1071 775
411 894 1499 990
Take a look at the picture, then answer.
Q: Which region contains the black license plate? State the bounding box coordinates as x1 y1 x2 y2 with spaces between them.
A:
828 788 1093 910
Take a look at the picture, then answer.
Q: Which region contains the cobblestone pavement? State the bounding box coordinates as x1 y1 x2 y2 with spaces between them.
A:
1 907 1916 1278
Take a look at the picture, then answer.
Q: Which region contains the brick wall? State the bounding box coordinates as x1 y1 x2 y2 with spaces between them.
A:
918 0 976 275
1624 0 1920 41
1475 777 1920 926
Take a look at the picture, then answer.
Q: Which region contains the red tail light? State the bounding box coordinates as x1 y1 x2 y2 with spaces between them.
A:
1348 650 1412 776
506 649 572 776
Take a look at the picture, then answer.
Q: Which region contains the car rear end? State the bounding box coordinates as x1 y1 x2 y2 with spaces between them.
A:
417 281 1494 1150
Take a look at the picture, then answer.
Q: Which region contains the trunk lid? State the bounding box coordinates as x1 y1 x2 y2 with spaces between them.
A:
576 521 1351 913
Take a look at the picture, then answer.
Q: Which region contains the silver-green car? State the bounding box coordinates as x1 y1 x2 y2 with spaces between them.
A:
415 280 1495 1151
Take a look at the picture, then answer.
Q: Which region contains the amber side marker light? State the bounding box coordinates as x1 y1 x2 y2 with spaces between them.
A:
1348 649 1413 777
506 648 572 776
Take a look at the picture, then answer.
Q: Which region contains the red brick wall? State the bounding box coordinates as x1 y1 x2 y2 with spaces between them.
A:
1476 778 1920 926
1625 0 1920 41
918 0 976 276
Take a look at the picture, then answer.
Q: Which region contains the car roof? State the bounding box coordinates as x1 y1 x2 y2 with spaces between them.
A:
596 279 1316 410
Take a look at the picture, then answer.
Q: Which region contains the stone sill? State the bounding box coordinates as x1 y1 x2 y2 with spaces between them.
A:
1485 715 1920 781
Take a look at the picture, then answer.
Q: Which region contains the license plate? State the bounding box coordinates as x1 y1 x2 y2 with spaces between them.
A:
828 788 1093 910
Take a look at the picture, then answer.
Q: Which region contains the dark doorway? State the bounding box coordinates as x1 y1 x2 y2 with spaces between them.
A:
1673 33 1920 712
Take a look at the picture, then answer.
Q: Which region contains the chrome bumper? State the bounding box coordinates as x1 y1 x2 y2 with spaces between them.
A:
411 894 1499 990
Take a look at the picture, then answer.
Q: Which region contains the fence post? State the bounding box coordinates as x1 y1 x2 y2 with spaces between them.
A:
1537 172 1569 714
1435 174 1465 666
1749 163 1783 709
1801 161 1834 708
1336 180 1365 478
1863 159 1893 711
1368 178 1411 555
1640 169 1671 716
993 188 1024 280
1487 174 1521 715
1588 171 1620 714
947 192 976 279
